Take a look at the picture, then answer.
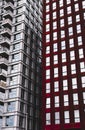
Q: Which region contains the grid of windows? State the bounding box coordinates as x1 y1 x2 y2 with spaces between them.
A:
43 0 85 129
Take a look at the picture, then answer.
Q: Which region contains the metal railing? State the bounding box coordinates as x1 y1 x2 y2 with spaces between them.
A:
2 19 12 25
0 80 6 87
0 47 9 54
0 58 8 64
0 69 7 76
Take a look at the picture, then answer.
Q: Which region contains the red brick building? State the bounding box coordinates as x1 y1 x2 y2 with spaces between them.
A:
42 0 85 130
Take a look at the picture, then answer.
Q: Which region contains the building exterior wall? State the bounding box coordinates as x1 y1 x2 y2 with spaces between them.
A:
42 0 85 130
0 0 42 130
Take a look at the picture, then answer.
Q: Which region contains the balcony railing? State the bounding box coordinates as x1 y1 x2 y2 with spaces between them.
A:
0 47 9 55
2 19 12 26
5 0 14 4
0 69 7 77
1 28 11 36
0 92 5 100
0 58 8 65
4 2 14 9
3 10 13 18
0 37 10 46
0 106 4 113
0 80 6 88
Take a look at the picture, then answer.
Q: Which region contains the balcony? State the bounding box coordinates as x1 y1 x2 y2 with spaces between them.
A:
5 0 14 5
0 69 7 77
0 105 4 113
0 92 5 101
0 80 6 88
0 37 10 47
1 28 11 38
4 2 14 12
3 10 13 20
0 47 9 57
0 58 8 65
2 19 12 28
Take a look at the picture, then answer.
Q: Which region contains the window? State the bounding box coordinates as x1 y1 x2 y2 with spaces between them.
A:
60 19 64 27
79 49 84 59
67 6 71 14
74 3 79 12
70 51 75 61
10 76 18 85
59 0 63 7
68 27 73 36
46 98 50 108
76 14 80 22
46 83 50 93
80 62 85 72
14 33 21 40
64 111 70 123
73 93 79 105
46 69 50 79
53 21 57 29
67 0 71 5
62 66 67 76
55 96 59 107
69 38 74 48
46 46 50 54
6 116 14 126
8 102 16 112
61 30 65 38
60 9 64 17
83 92 85 104
52 2 56 10
71 64 76 74
64 95 69 106
11 64 19 73
9 89 17 98
46 14 50 22
53 32 57 40
81 76 85 88
15 24 22 31
55 112 60 124
16 15 22 22
46 57 50 66
46 24 50 32
74 110 80 123
54 81 59 92
46 5 50 12
19 116 24 128
61 41 66 50
72 78 77 89
53 43 58 52
68 16 72 25
12 53 20 61
63 79 68 90
17 0 24 6
77 36 82 46
83 12 85 19
82 1 85 9
76 24 81 33
62 53 66 62
53 11 57 19
17 7 23 14
53 55 58 64
13 43 20 51
46 0 49 4
54 68 58 78
46 113 51 125
46 34 50 42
